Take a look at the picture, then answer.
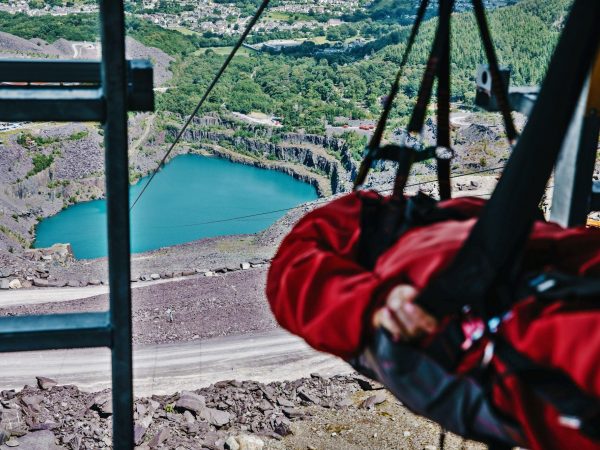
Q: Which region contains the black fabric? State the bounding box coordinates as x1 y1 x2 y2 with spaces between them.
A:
357 192 467 269
415 0 600 320
352 328 524 446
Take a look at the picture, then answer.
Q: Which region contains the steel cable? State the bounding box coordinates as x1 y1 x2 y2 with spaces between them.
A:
129 0 271 211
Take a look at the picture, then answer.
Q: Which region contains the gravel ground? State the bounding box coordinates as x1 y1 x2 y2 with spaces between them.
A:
0 374 486 450
0 267 277 345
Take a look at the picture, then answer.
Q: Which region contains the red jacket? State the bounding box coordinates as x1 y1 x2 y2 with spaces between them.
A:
267 192 600 359
266 191 600 450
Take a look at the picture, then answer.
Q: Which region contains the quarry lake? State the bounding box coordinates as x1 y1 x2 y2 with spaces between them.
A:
34 154 318 259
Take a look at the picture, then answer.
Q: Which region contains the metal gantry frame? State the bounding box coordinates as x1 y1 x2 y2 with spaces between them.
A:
0 2 154 448
550 51 600 226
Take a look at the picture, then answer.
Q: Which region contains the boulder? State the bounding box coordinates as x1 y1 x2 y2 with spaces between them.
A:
237 435 264 450
11 430 61 449
175 391 206 414
360 393 386 409
225 436 240 450
148 428 169 448
22 395 44 412
8 279 21 289
3 437 18 447
23 249 43 261
88 279 101 286
182 410 195 424
92 394 113 417
48 243 74 262
150 273 160 280
276 397 294 408
199 407 231 427
240 262 251 270
204 271 215 277
0 279 9 290
134 423 148 445
67 280 80 287
181 270 196 277
281 407 304 420
0 409 27 437
36 376 57 390
0 429 9 445
297 388 319 405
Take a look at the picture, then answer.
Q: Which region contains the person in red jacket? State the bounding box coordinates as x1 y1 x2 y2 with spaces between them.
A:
266 191 600 450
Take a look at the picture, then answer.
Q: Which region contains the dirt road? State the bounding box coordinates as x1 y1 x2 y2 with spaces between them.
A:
0 275 185 307
0 268 350 396
0 329 349 397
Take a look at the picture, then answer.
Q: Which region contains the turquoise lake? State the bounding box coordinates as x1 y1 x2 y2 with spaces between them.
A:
34 154 318 259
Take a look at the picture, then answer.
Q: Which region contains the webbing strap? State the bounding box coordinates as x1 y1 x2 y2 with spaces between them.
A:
436 0 453 201
354 0 430 188
527 271 600 303
472 0 517 144
407 3 451 135
415 0 600 319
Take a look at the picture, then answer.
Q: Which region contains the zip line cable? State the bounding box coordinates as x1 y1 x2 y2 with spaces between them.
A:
129 0 272 211
184 165 506 268
150 164 506 229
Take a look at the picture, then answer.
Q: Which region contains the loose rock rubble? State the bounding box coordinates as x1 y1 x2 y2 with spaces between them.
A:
0 256 272 291
0 374 379 449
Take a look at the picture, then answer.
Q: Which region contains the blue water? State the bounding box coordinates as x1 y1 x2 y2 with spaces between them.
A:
34 154 318 259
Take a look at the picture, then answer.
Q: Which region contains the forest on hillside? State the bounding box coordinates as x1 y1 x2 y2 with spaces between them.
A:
158 0 572 133
0 0 573 134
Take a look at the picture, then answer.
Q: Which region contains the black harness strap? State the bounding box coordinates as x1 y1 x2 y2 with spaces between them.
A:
526 271 600 304
407 1 452 136
415 0 600 320
354 0 430 188
436 0 453 201
471 0 517 144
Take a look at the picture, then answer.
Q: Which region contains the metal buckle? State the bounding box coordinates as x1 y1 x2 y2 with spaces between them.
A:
558 415 582 430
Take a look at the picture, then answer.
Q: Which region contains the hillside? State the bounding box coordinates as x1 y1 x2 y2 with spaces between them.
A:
159 0 571 133
0 0 574 254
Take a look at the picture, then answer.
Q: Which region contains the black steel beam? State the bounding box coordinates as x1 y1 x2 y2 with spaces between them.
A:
0 88 104 121
0 60 101 83
0 60 153 121
99 0 134 448
0 312 111 352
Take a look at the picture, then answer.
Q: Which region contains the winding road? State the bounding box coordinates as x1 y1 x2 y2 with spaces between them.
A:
1 329 349 397
0 280 350 396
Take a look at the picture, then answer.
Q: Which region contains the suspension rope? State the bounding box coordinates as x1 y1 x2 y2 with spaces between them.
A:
129 0 271 211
